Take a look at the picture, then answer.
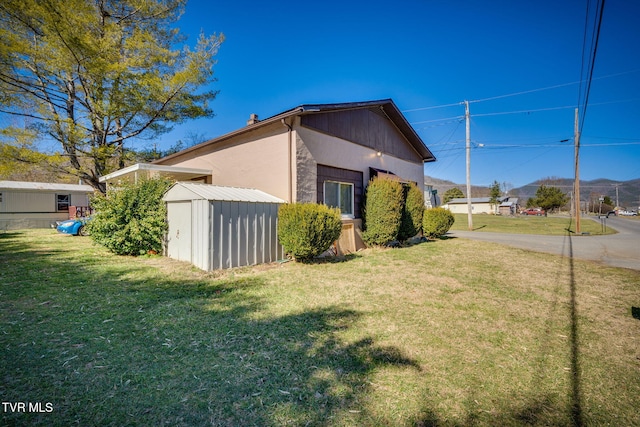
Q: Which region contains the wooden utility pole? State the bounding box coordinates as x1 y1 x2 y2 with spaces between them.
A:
574 108 581 234
465 100 473 230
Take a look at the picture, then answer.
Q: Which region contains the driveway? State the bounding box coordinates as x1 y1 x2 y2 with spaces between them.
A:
448 216 640 271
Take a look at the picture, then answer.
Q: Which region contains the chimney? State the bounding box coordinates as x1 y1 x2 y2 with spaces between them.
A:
247 113 259 125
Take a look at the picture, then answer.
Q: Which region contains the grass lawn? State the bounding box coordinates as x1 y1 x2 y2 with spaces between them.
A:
450 214 616 235
1 229 638 426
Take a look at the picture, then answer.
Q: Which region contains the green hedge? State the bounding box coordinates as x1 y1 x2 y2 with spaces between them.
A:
88 178 172 255
423 207 455 238
277 203 342 261
362 177 404 246
398 182 425 241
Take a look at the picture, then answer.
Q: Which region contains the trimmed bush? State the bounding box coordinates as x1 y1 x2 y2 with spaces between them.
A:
362 177 404 246
277 203 342 261
88 177 172 255
423 207 455 238
398 182 425 241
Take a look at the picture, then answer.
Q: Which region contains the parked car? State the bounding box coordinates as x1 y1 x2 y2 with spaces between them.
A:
619 210 638 216
56 218 90 236
521 208 547 216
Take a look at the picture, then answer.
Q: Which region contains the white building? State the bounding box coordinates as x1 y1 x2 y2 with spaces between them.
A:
0 181 94 230
443 196 518 215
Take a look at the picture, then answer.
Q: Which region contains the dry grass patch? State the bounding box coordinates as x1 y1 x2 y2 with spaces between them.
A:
1 230 638 426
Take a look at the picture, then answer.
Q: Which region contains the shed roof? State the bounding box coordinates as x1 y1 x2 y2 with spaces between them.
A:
447 197 492 204
499 198 519 207
0 180 94 193
163 182 285 204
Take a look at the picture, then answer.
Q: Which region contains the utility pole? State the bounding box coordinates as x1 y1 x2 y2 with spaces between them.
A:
612 183 619 208
574 108 581 233
465 100 473 231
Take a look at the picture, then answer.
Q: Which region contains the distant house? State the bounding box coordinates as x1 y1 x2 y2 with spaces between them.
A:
443 196 518 215
0 181 94 230
101 99 436 257
498 197 519 216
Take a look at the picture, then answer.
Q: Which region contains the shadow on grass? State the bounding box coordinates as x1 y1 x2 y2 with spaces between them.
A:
411 229 587 427
0 232 421 426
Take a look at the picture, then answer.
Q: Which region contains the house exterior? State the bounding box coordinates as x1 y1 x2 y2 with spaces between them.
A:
443 196 518 215
498 197 519 215
101 99 436 254
0 181 94 230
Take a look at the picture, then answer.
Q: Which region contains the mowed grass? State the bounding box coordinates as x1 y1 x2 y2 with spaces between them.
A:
450 213 615 235
1 230 638 426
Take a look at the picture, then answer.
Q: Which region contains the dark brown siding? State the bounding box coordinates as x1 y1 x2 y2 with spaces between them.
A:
317 164 363 218
301 108 422 163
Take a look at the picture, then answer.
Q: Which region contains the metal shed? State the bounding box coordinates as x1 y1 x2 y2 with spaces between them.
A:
163 182 285 271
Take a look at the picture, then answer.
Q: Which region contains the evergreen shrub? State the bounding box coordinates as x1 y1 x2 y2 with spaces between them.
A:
362 177 404 246
423 207 455 238
398 183 425 241
277 203 342 261
88 178 172 255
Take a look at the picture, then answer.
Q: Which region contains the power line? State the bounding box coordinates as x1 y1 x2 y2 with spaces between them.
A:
471 105 577 117
468 81 580 104
405 69 640 115
467 98 636 119
578 0 606 134
430 141 640 152
402 101 463 113
410 115 463 125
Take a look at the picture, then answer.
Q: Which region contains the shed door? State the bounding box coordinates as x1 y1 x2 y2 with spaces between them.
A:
167 202 192 263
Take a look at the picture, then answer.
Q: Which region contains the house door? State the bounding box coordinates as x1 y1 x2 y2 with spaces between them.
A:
167 202 192 263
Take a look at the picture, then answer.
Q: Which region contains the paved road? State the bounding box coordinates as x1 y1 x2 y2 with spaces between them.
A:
448 216 640 271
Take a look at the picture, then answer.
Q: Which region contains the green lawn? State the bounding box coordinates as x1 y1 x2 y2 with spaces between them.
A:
1 230 638 426
450 213 616 235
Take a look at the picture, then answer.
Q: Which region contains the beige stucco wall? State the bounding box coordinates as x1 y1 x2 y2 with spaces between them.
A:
158 123 292 202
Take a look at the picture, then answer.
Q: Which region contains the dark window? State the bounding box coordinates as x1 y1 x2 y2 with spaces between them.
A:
56 194 70 212
324 181 354 217
317 165 363 218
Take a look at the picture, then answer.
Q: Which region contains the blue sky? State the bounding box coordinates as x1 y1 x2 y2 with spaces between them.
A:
155 0 640 188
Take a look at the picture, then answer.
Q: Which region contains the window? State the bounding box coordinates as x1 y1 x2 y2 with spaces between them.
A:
324 181 354 217
56 194 70 212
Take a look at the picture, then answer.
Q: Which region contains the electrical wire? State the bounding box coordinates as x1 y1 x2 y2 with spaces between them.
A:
471 105 577 117
402 102 463 113
410 116 464 125
578 0 606 134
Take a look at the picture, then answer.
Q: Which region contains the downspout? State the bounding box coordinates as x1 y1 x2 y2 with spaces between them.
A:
281 118 293 203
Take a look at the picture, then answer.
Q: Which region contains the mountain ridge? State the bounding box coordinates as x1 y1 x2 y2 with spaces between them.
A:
424 176 640 208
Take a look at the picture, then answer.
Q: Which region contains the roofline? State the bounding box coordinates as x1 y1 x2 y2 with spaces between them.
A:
154 106 304 164
164 182 286 203
155 99 436 164
0 180 94 192
99 163 211 183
